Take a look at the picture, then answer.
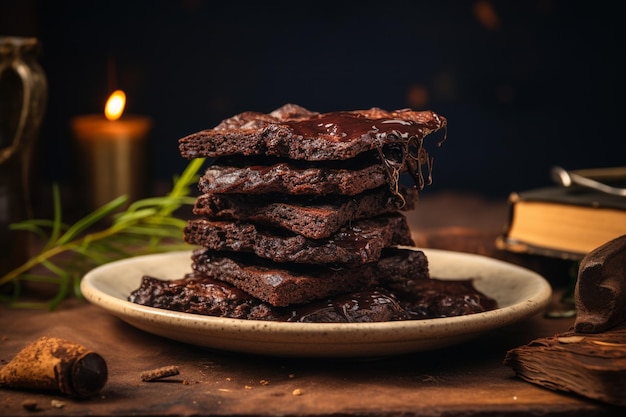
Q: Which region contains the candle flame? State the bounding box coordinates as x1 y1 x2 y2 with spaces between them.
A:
104 90 126 121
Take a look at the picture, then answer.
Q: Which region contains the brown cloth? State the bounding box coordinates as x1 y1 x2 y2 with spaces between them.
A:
575 234 626 333
505 234 626 407
504 323 626 406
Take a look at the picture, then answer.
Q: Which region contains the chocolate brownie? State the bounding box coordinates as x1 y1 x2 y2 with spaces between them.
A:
183 213 414 264
190 247 430 307
128 272 498 323
199 158 396 196
193 185 418 239
128 273 276 320
179 103 446 162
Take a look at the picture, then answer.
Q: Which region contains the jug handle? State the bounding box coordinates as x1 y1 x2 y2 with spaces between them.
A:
0 56 35 164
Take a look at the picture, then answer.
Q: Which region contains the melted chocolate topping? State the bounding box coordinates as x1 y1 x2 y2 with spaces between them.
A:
282 110 447 203
129 272 498 323
285 289 410 323
285 111 433 142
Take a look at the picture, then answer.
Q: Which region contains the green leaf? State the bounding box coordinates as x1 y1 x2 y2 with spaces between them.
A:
114 207 159 225
56 196 128 246
48 183 63 248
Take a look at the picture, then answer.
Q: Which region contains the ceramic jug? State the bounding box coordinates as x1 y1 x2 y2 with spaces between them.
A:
0 37 48 278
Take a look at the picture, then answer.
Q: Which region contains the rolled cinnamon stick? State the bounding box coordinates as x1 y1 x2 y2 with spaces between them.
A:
0 336 108 398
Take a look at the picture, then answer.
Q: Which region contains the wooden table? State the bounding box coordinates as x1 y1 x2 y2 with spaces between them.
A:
0 193 620 416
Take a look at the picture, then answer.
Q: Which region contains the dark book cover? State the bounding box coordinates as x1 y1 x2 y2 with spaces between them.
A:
514 186 626 211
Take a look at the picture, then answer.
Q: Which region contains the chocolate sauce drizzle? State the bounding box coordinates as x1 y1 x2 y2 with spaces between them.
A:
282 110 447 208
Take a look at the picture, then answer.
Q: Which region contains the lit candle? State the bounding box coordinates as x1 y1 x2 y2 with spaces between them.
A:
71 90 152 210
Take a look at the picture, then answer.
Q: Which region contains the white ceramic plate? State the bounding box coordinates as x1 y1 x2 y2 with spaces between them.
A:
81 248 552 358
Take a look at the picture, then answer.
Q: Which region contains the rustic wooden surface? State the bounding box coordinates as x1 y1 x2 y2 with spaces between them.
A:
0 192 621 416
2 299 618 416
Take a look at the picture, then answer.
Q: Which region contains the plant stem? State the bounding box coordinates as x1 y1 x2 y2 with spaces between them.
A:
0 157 207 306
0 226 116 287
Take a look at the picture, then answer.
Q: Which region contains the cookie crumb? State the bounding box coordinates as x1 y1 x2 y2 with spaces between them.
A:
141 365 180 382
21 399 38 411
51 399 66 409
292 388 303 396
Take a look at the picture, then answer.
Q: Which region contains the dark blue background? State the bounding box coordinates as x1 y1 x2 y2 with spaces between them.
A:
3 0 624 200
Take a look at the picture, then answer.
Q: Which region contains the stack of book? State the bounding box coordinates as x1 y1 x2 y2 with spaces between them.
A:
496 168 626 261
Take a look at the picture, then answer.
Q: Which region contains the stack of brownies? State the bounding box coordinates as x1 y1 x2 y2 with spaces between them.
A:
129 104 497 322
